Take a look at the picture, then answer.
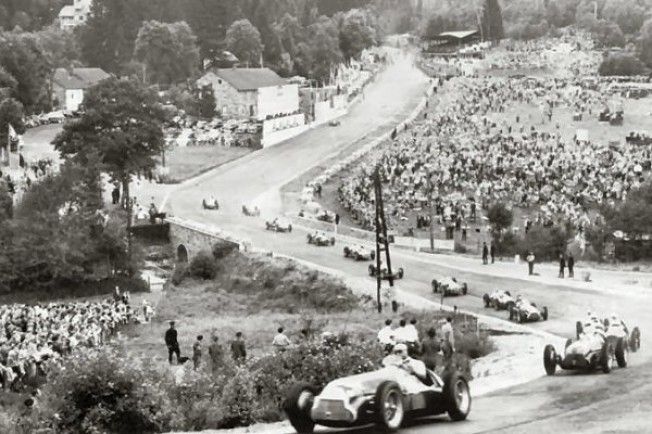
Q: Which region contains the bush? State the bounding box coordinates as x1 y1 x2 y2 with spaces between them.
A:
599 53 646 76
518 225 571 261
455 331 495 359
189 251 218 280
171 263 187 286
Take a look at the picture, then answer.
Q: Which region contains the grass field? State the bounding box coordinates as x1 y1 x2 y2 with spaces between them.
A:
161 145 252 183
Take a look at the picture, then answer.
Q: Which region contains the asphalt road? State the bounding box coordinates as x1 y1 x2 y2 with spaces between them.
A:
166 51 652 433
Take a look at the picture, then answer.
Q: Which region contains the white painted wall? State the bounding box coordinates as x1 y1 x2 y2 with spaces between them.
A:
257 84 299 121
65 89 85 111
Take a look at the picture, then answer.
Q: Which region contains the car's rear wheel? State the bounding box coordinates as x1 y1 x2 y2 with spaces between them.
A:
508 307 515 321
462 283 468 295
601 340 614 374
370 251 376 261
615 337 627 368
482 293 490 308
375 381 404 431
576 321 583 340
543 344 557 375
288 225 292 232
368 265 375 276
397 268 404 279
283 383 318 434
343 247 350 257
443 372 471 421
542 306 549 321
432 279 439 293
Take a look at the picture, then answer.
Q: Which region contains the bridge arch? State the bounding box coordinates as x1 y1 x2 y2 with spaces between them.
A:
176 244 189 263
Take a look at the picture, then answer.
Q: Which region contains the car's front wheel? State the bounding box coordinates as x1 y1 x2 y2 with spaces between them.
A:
443 373 471 421
284 383 318 434
543 344 557 375
375 381 404 431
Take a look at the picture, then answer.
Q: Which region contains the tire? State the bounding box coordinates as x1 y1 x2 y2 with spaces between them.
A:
518 312 526 323
432 279 439 293
374 381 404 431
600 341 613 374
369 265 376 277
283 383 318 434
542 306 548 321
443 372 471 421
483 293 490 308
288 225 293 233
266 223 271 230
543 344 557 376
397 268 404 279
343 247 350 257
576 321 583 340
615 337 627 368
508 307 514 321
505 291 511 296
462 283 468 295
506 301 515 312
370 251 376 261
630 327 641 352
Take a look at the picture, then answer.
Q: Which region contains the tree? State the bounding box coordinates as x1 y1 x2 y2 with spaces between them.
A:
183 0 241 61
0 98 26 140
306 16 343 84
339 9 377 60
481 0 504 41
639 18 652 68
33 25 82 68
134 20 200 85
225 19 263 67
487 202 513 236
598 53 646 76
423 15 456 39
53 78 166 259
545 0 579 28
0 31 51 113
602 0 646 35
591 20 626 48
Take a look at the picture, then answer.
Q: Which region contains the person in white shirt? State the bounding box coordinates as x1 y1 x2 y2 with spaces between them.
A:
393 319 410 343
440 316 455 348
272 327 292 352
377 319 395 351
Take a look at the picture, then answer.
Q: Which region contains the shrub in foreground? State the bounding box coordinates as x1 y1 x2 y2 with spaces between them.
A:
189 251 218 280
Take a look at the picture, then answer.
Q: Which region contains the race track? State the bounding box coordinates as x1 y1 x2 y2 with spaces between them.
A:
166 51 652 433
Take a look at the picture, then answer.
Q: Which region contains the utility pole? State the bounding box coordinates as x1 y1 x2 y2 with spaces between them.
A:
373 166 396 313
427 176 436 252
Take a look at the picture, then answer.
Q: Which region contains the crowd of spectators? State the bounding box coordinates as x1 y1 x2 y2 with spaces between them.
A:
337 37 651 238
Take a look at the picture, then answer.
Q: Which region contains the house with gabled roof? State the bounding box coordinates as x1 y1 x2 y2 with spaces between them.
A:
52 67 110 112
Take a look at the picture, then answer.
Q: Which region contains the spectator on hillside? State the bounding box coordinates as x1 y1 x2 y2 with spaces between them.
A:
272 327 292 352
165 321 180 365
230 332 246 364
394 319 409 343
558 253 566 278
208 335 224 373
490 244 496 264
377 319 395 351
482 242 489 265
192 335 203 370
568 254 575 278
420 328 441 370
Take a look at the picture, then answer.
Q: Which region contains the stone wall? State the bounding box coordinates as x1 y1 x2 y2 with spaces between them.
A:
167 217 243 262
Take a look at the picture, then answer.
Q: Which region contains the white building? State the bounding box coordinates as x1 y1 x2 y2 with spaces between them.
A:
52 68 110 112
59 0 93 31
196 68 300 121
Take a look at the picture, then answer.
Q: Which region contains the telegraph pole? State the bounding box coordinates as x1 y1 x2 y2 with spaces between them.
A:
373 166 396 313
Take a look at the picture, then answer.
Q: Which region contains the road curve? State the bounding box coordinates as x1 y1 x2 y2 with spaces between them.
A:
166 52 652 434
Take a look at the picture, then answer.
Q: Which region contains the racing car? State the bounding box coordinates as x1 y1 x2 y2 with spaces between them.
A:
202 197 219 210
601 317 641 353
432 277 468 296
343 245 375 261
543 329 627 375
316 209 336 223
482 290 515 310
369 264 404 280
242 204 260 217
265 217 293 233
283 365 470 433
508 297 548 322
307 232 335 246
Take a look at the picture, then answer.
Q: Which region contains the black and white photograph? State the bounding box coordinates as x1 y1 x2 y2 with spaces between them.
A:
0 0 651 433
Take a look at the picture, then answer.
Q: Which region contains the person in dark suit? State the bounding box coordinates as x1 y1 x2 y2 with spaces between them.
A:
230 331 247 364
490 244 496 264
568 254 575 278
558 253 566 278
482 242 489 265
165 321 180 365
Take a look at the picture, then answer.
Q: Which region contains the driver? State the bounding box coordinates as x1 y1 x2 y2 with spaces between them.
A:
382 343 427 382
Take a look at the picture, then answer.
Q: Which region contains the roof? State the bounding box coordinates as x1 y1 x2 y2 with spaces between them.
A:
438 30 479 39
58 5 75 18
210 68 288 91
53 68 111 90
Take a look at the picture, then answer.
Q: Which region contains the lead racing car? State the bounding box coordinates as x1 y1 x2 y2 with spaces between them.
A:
265 217 293 233
432 277 468 297
283 356 470 433
343 245 375 261
543 323 627 375
369 264 404 280
307 232 335 246
482 290 515 311
508 297 548 323
202 196 219 210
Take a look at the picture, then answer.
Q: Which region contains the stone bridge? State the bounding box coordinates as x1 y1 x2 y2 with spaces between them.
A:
166 217 245 263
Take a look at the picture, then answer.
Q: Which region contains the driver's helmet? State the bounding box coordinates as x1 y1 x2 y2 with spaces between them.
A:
393 343 408 358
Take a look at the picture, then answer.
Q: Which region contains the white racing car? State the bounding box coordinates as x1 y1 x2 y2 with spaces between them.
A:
307 232 335 246
482 290 515 310
242 204 260 217
508 297 548 323
432 277 468 296
343 245 375 261
283 365 470 433
544 326 627 375
265 217 293 233
202 197 219 210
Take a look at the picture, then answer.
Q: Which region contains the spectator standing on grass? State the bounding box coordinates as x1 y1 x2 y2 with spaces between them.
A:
272 327 292 352
230 332 247 363
192 335 203 370
568 254 575 278
558 253 566 278
208 335 224 373
165 321 180 365
490 243 496 264
111 185 120 205
482 242 488 265
526 252 536 276
420 328 440 371
441 316 455 349
394 319 409 343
